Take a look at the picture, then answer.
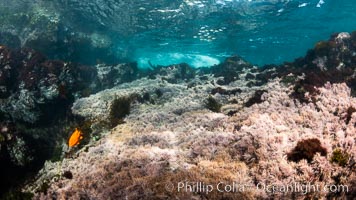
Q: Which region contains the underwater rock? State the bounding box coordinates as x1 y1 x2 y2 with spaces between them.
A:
147 63 196 84
0 7 120 65
0 46 96 123
210 87 242 95
0 121 31 167
0 45 99 196
28 79 356 199
204 56 256 85
4 31 356 199
36 32 356 199
0 120 38 196
7 136 33 167
244 90 267 107
258 31 356 102
247 45 356 105
95 62 139 90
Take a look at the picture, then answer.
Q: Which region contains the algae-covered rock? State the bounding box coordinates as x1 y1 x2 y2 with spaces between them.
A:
0 46 96 123
7 137 33 166
95 62 140 89
109 97 131 127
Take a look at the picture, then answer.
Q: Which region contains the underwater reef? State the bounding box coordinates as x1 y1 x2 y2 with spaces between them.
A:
0 45 139 197
0 3 123 65
0 31 349 199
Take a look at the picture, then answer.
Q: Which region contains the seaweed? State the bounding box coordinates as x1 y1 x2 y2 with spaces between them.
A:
244 90 267 107
205 96 222 113
287 138 327 163
290 73 322 104
135 92 156 104
36 181 50 195
155 89 163 98
62 171 73 179
109 97 131 127
227 110 238 116
330 149 349 167
314 41 334 57
206 56 254 84
344 106 356 125
281 75 297 85
211 87 226 95
245 73 255 81
211 87 241 95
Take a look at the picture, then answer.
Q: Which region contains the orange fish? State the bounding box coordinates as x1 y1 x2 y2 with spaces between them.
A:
68 128 83 147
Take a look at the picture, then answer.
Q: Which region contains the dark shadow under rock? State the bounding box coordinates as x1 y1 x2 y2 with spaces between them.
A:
109 97 131 128
211 87 242 96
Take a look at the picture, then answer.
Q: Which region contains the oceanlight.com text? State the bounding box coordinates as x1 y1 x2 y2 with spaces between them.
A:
164 181 349 195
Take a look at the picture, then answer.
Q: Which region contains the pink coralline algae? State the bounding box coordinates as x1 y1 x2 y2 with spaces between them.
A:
22 32 356 199
25 78 356 199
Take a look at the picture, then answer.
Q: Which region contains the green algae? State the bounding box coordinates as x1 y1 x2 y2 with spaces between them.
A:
330 148 349 167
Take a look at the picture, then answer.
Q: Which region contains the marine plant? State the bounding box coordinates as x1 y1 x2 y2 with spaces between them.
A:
205 96 222 112
314 41 335 56
109 97 131 127
281 74 297 85
244 90 266 107
344 106 356 124
36 181 50 195
287 138 327 163
330 148 349 167
62 171 73 179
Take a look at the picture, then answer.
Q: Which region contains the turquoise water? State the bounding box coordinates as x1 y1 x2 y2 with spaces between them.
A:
1 0 356 68
127 0 356 68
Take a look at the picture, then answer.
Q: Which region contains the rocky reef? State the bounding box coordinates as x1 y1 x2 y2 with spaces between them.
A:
15 32 356 199
0 45 140 197
0 2 122 65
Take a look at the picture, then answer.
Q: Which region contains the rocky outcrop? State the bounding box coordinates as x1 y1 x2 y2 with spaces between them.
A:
258 31 356 100
28 73 356 200
24 32 356 200
0 46 96 123
95 62 140 90
0 31 355 199
0 4 120 65
0 44 148 197
0 45 97 196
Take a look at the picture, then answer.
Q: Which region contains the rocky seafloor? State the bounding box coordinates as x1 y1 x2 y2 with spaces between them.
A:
0 32 356 199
